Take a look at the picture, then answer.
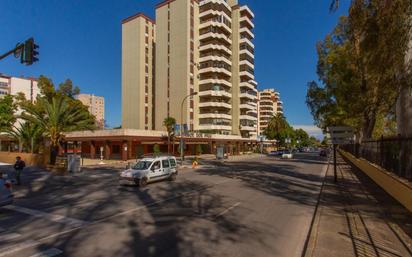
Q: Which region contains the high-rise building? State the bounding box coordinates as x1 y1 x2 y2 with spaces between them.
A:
257 89 283 135
76 94 105 129
121 0 257 137
122 13 156 130
0 74 40 102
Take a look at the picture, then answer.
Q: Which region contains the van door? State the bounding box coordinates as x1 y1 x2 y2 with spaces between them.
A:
149 160 163 181
162 159 171 176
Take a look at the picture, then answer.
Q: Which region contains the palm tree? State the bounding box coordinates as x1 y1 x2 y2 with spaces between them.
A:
21 95 95 165
163 117 176 154
6 122 43 153
264 113 291 146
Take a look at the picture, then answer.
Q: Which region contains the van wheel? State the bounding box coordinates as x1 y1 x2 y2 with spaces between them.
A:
170 173 177 181
138 177 148 187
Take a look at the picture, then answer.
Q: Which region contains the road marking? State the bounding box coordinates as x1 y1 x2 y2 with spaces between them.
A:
0 232 21 241
2 205 88 227
0 178 233 256
215 202 241 218
0 240 38 257
29 248 63 257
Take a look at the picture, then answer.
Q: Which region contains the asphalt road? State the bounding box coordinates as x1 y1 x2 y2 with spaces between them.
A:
0 153 327 257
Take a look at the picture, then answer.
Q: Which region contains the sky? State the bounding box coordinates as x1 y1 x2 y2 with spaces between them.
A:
0 0 349 138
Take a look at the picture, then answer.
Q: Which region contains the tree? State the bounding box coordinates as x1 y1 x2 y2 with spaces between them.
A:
21 95 95 165
153 144 160 156
307 1 411 140
264 113 293 146
6 122 43 153
0 95 17 133
163 117 176 154
294 129 310 147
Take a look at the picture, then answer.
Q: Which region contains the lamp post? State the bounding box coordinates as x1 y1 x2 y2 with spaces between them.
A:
180 92 198 165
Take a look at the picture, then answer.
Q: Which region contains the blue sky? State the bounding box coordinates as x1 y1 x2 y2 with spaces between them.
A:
0 0 348 136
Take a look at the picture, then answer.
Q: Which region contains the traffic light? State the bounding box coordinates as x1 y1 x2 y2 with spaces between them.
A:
22 38 39 65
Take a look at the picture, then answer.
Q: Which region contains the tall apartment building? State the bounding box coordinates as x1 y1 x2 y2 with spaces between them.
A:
122 0 258 138
76 94 105 129
0 74 40 102
122 14 156 130
258 89 283 135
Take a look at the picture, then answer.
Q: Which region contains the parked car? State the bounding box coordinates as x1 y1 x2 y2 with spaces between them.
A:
268 151 278 156
282 150 293 159
120 156 178 187
0 175 13 207
320 149 328 157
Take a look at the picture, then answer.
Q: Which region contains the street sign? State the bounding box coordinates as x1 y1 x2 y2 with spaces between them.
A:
328 126 354 145
328 126 355 183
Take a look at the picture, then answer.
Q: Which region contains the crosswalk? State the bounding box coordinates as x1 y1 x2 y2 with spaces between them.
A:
0 228 63 257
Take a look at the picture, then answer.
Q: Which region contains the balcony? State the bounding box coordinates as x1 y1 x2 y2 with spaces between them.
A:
199 78 232 88
239 82 255 91
240 5 255 19
198 124 232 131
199 113 232 120
199 66 232 77
239 92 256 101
239 103 255 110
240 16 254 29
239 48 254 59
239 71 254 80
199 0 231 11
198 90 232 98
199 55 231 67
240 114 257 121
240 27 254 39
239 59 254 70
240 125 256 132
200 20 231 34
200 32 232 45
200 9 232 23
199 101 232 109
240 37 255 49
199 43 232 55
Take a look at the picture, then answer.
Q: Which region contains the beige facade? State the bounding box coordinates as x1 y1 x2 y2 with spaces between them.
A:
122 14 156 130
155 0 199 132
258 89 283 135
121 0 257 138
76 94 105 128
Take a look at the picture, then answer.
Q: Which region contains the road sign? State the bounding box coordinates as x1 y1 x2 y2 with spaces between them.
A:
328 126 354 145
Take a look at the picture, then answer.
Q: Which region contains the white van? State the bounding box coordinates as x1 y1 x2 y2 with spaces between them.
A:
120 156 178 187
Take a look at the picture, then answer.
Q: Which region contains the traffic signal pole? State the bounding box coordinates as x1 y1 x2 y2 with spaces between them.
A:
0 44 24 61
0 38 39 65
333 144 337 183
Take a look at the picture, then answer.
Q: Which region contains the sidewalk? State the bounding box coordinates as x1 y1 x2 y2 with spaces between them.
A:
305 153 412 257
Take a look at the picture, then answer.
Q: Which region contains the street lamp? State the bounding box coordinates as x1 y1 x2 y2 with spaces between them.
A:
180 91 198 164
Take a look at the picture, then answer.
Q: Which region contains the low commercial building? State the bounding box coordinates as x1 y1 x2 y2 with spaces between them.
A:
64 129 259 161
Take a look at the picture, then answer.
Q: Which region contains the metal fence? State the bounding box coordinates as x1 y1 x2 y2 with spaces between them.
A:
341 136 412 181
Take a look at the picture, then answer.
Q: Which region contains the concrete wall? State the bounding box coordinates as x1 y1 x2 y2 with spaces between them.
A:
340 149 412 213
231 6 240 135
0 151 46 167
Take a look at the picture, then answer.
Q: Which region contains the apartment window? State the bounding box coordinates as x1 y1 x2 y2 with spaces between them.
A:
145 77 149 83
145 36 149 44
145 56 149 63
145 47 149 54
145 66 149 73
145 26 149 34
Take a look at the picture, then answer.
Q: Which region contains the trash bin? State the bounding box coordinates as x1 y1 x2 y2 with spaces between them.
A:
67 154 81 173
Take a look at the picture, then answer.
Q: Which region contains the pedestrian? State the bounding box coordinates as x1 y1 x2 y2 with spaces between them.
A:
13 156 25 185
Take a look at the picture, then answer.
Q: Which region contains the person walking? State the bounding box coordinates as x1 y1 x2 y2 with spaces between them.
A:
13 156 25 185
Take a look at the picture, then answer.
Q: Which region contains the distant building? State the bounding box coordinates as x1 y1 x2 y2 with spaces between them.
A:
0 74 40 102
257 89 283 135
76 94 105 129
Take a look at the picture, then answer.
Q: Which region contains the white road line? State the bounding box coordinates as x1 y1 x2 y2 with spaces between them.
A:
0 240 38 257
215 202 241 218
29 248 63 257
2 205 88 227
0 232 21 241
0 178 233 256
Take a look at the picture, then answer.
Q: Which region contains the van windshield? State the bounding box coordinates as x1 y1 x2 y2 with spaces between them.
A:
132 161 152 170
